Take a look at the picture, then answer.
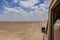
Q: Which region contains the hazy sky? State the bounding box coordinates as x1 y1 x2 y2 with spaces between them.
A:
0 0 51 21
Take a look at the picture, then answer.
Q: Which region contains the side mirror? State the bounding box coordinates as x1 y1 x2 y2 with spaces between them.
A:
41 27 47 34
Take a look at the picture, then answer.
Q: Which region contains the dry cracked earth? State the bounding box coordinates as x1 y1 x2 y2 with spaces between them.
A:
0 21 47 40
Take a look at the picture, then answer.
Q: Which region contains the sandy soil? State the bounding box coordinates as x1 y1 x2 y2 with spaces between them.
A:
0 21 47 40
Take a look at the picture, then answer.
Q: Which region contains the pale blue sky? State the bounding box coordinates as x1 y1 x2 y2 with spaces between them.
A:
0 0 51 21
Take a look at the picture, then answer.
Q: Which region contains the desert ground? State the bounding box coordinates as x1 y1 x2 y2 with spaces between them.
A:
0 21 47 40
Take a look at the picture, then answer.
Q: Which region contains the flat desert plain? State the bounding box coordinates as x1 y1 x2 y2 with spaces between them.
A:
0 21 47 40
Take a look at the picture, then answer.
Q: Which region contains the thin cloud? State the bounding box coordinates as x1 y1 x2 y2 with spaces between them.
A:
0 0 51 21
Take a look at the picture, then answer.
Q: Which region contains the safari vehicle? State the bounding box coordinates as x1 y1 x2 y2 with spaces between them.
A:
41 0 60 40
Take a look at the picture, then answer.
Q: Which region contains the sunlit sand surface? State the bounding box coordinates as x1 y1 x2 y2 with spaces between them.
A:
0 21 47 40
